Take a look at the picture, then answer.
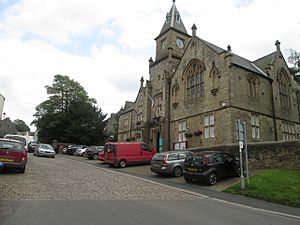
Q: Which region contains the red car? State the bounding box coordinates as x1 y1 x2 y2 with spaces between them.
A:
98 150 105 161
0 138 27 173
104 142 157 168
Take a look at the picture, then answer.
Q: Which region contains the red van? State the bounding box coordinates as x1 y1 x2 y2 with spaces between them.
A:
104 142 157 168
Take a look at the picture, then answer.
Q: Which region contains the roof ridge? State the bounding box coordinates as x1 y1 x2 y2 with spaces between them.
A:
253 51 277 63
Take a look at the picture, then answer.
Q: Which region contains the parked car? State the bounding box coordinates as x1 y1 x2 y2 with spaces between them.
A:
150 151 192 177
183 151 240 185
0 138 27 173
74 145 87 156
86 146 104 160
0 161 4 171
98 150 105 161
34 143 55 158
104 142 157 168
66 145 78 155
28 141 38 153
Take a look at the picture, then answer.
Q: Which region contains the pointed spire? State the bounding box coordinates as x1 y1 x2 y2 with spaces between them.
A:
158 0 187 36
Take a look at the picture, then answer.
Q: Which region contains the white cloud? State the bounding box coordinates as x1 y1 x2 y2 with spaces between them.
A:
0 0 299 130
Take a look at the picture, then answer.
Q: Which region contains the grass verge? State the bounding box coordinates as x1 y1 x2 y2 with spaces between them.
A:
223 169 300 207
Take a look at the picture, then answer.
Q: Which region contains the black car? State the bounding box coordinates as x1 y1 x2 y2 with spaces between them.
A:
66 145 78 155
183 151 240 185
28 141 38 153
85 146 104 160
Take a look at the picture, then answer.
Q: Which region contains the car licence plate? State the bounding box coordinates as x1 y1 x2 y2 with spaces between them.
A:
188 168 197 172
0 158 13 162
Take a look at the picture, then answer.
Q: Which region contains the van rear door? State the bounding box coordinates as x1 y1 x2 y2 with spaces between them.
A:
104 144 116 165
140 143 153 163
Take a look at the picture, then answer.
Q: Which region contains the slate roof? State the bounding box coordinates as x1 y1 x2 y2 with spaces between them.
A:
200 38 269 77
159 1 187 36
253 51 277 71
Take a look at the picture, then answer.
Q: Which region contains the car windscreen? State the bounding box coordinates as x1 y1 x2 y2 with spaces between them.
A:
39 144 53 149
152 154 164 161
185 155 203 165
0 141 23 151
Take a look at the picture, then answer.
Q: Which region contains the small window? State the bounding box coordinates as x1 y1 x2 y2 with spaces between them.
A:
178 153 188 160
167 154 178 161
141 144 150 151
212 154 224 163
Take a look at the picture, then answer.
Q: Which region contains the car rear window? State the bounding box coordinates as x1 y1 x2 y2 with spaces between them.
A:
96 146 104 151
5 136 26 145
152 154 164 161
185 155 203 165
0 141 23 151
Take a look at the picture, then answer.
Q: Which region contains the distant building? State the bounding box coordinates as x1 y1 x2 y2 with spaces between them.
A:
117 1 300 152
0 93 4 120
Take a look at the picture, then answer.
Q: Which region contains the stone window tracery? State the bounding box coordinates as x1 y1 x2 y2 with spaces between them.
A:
247 75 260 97
278 69 291 108
183 59 206 100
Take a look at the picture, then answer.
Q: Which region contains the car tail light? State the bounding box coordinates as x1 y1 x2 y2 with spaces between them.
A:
21 150 27 161
162 155 167 167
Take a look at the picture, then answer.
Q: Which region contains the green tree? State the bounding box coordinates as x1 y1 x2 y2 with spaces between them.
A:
13 119 30 132
288 49 300 77
32 75 106 145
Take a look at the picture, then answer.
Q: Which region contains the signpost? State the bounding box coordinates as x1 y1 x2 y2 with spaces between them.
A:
236 119 249 189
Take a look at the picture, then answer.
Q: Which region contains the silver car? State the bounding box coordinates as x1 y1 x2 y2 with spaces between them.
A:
34 144 55 158
150 151 192 177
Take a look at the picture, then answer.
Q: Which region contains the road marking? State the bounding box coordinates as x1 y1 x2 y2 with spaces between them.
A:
62 156 300 221
210 198 300 220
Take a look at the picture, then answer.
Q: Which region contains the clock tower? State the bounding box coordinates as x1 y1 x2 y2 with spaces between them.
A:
154 0 190 62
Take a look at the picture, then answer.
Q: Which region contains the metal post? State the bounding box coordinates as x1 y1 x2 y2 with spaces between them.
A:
239 140 245 190
243 122 250 184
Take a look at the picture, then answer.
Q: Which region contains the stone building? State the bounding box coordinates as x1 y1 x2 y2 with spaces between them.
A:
117 0 300 153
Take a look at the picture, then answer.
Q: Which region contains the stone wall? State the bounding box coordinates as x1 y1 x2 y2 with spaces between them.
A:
188 141 300 171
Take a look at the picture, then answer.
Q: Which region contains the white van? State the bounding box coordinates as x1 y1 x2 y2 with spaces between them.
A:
4 134 34 152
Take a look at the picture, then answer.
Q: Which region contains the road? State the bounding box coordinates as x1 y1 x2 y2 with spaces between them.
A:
0 154 299 225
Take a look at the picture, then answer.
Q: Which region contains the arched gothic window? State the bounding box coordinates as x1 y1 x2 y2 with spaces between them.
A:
247 75 259 97
183 59 206 100
277 69 291 108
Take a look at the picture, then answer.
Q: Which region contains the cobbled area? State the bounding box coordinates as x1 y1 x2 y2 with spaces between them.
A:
0 154 197 201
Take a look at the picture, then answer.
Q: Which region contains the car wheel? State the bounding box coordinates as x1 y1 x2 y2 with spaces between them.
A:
119 160 127 168
93 154 98 160
207 172 217 186
173 166 182 177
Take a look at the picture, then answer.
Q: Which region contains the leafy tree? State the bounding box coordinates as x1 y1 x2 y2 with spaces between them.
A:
13 119 30 132
32 75 106 145
288 49 300 77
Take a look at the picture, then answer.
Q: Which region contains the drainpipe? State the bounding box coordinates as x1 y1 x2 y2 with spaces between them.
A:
270 79 278 141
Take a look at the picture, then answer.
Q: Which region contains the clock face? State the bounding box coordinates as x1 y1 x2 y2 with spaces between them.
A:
176 38 184 48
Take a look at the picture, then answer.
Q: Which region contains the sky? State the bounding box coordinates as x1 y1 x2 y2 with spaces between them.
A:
0 0 299 131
